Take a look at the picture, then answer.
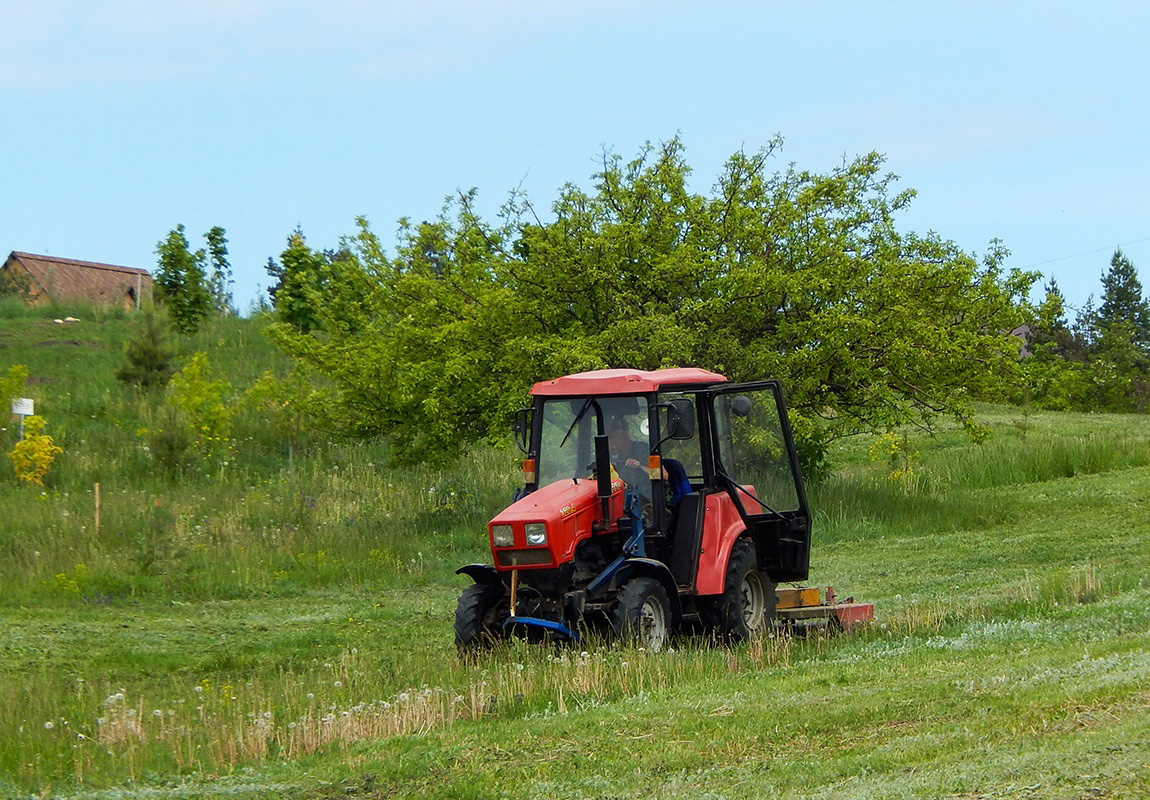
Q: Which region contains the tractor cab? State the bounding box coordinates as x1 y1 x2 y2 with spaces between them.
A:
456 368 838 650
520 369 812 580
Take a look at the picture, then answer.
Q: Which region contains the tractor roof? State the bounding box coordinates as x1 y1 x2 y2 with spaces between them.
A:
531 368 728 397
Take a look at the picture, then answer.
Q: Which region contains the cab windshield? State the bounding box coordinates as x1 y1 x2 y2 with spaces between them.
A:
537 396 651 493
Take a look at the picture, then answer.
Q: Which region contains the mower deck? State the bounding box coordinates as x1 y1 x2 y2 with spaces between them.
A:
774 586 874 631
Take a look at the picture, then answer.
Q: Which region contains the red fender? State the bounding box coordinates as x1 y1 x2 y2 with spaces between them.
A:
694 492 748 596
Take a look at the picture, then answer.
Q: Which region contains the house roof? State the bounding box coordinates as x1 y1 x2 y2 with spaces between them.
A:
3 251 151 301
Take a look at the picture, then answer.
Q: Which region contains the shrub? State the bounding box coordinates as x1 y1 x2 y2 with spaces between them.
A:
8 415 63 486
116 311 176 389
166 352 234 459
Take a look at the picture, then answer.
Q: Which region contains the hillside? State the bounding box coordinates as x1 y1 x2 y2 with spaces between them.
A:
0 301 1148 798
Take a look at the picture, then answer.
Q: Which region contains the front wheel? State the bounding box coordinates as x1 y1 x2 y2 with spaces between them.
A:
614 577 672 651
455 583 507 651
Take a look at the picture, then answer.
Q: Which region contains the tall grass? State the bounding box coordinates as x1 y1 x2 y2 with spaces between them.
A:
0 441 520 604
813 423 1150 542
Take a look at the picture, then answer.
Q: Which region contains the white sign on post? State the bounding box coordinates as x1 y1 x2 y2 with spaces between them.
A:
11 398 33 416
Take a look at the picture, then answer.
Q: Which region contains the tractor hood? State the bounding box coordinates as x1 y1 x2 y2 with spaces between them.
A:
487 477 624 569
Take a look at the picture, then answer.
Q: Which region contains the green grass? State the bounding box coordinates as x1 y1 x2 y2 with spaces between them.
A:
1 305 1148 798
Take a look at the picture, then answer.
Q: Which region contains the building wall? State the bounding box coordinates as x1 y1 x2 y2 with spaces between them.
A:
2 253 152 309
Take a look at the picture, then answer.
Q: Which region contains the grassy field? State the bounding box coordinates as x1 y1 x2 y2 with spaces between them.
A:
1 303 1148 798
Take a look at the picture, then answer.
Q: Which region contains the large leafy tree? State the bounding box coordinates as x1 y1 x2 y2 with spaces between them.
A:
268 138 1036 464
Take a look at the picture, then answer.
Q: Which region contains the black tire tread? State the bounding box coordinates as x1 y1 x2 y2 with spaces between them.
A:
454 583 504 650
710 538 776 641
614 577 672 650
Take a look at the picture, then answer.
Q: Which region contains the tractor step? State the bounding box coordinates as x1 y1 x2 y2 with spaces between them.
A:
774 586 873 631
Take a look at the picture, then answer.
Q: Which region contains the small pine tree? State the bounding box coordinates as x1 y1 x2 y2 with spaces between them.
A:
1073 295 1099 351
205 226 235 316
1030 279 1086 360
155 224 213 334
1097 247 1150 350
116 311 176 389
266 228 330 332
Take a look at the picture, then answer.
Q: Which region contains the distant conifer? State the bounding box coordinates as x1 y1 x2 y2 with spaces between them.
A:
116 311 176 389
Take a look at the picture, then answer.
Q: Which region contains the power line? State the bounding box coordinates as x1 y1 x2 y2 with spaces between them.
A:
1018 236 1150 270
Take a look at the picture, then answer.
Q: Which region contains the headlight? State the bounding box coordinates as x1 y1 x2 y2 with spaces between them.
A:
491 524 514 547
524 522 548 546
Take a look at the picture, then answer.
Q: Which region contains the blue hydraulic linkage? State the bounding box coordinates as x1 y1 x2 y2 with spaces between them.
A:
502 489 647 642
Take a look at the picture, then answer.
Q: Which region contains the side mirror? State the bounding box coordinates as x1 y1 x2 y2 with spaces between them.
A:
665 398 696 440
730 395 753 418
512 408 532 454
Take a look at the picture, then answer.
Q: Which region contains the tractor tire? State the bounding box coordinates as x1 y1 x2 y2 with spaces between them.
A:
454 583 506 652
706 538 776 642
614 577 672 651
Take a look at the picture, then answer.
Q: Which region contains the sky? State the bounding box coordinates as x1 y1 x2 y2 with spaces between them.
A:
2 1 1148 316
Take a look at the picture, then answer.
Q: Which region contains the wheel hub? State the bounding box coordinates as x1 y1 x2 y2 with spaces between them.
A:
639 597 668 650
740 571 766 631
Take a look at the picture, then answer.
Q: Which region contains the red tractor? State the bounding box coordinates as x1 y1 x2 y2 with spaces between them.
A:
455 368 870 650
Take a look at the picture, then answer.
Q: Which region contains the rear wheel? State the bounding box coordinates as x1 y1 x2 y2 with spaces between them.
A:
614 577 672 651
455 583 506 651
708 538 776 641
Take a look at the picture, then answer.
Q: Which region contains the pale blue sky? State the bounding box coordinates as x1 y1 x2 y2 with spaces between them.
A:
3 1 1148 315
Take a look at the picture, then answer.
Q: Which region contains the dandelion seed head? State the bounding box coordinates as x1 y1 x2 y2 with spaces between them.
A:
43 721 54 730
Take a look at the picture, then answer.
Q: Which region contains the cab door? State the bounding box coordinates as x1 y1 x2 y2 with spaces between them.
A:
707 381 811 582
